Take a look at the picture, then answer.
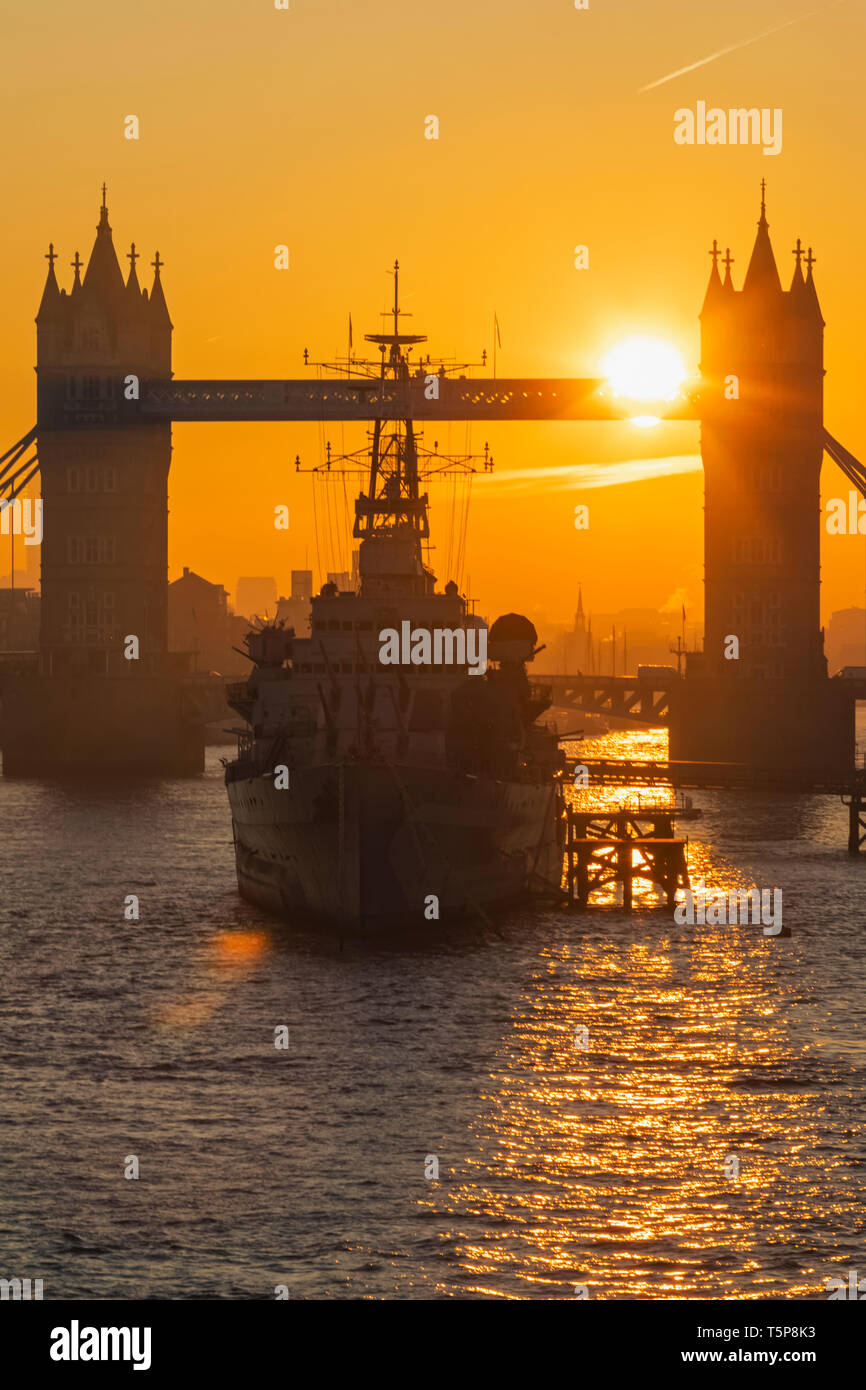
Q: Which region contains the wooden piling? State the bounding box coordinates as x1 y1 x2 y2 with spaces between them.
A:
559 802 690 910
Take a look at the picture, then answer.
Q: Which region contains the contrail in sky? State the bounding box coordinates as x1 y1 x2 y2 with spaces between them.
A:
638 2 847 93
487 455 702 491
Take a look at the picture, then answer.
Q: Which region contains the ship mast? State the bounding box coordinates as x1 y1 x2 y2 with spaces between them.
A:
298 264 493 568
355 259 430 542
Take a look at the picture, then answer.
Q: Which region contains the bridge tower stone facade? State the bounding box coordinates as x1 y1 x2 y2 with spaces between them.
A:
670 190 852 773
35 190 172 675
699 188 825 683
0 192 212 775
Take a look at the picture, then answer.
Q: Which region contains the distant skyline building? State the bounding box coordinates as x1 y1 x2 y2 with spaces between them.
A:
826 607 866 674
326 571 352 593
290 569 313 601
168 566 246 675
235 575 278 618
275 569 313 638
547 586 698 676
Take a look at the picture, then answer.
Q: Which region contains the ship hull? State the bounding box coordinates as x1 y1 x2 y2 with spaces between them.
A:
226 760 560 931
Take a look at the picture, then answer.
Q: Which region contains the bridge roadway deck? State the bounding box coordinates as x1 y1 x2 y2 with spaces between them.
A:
139 378 698 423
545 673 673 724
545 673 866 728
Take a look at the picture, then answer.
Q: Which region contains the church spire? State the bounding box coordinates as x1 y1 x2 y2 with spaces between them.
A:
575 584 585 627
743 180 782 297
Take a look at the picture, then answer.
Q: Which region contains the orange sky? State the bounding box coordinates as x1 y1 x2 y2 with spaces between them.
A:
2 0 865 628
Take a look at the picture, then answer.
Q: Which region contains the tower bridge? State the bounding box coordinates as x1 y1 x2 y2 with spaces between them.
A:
0 185 864 777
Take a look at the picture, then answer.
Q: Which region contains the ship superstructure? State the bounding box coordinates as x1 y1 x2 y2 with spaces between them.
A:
224 267 561 929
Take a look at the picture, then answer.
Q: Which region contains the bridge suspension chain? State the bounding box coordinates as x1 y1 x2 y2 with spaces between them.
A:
824 429 866 495
0 426 38 500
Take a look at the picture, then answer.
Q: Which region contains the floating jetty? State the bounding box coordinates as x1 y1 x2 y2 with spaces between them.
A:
537 746 866 915
528 782 693 910
559 802 691 909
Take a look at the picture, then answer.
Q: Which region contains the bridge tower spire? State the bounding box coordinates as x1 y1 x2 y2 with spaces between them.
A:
743 182 782 296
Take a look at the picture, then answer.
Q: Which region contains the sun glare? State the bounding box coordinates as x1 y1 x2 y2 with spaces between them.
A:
601 336 688 402
630 415 661 429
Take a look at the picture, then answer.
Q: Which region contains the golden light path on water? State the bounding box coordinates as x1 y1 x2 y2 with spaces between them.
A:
151 929 270 1030
416 728 857 1300
560 727 757 910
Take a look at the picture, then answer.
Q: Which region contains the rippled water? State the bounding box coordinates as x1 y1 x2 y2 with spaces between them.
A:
1 727 865 1300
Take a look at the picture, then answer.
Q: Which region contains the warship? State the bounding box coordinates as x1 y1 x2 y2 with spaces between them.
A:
224 267 562 930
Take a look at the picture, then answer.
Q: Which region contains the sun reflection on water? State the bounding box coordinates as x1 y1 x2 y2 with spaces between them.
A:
419 728 845 1299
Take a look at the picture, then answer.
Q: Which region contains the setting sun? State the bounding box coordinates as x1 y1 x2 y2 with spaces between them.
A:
601 335 688 402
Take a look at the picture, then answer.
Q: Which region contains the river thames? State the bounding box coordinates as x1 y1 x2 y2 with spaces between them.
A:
1 729 864 1299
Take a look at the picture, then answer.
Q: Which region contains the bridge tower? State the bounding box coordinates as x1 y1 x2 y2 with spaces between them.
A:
670 186 852 772
700 186 825 682
35 188 172 673
0 190 208 775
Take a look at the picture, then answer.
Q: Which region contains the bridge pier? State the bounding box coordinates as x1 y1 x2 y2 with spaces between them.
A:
667 676 855 781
